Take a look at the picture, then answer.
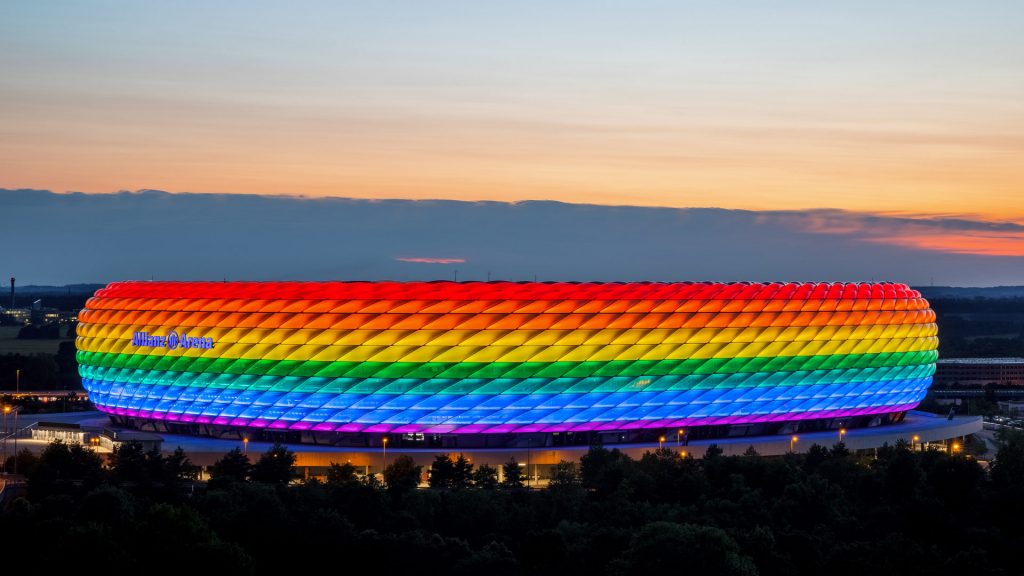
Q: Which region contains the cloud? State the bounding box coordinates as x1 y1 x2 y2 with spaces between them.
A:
396 257 466 264
763 209 1024 257
2 188 1022 287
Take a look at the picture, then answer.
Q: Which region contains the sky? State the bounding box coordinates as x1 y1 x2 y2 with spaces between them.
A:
1 1 1022 283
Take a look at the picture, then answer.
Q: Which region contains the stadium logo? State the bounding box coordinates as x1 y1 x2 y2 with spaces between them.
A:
131 330 214 350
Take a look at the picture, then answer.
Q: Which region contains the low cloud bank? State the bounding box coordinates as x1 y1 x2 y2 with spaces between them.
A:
2 188 1021 286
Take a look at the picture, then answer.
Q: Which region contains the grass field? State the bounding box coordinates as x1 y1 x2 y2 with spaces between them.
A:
0 326 72 354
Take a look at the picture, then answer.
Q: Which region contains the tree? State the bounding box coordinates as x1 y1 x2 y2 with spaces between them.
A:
472 464 499 489
803 444 831 471
3 448 38 477
548 460 580 488
109 441 151 485
830 442 850 458
28 440 105 498
251 443 297 485
609 522 757 576
452 454 474 489
78 485 136 530
429 453 457 488
455 540 519 575
581 446 632 496
325 462 359 486
208 448 251 488
703 443 724 460
383 455 422 495
992 434 1024 493
164 446 198 482
501 457 525 489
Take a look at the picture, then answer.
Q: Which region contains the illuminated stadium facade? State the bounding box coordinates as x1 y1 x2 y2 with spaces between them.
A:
77 281 938 449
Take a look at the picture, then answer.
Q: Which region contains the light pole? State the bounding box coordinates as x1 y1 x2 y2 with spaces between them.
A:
12 407 18 474
838 428 847 444
658 436 665 450
382 437 389 478
15 369 19 395
912 435 920 452
790 435 799 453
1 405 9 474
527 438 532 488
676 428 684 447
243 436 249 455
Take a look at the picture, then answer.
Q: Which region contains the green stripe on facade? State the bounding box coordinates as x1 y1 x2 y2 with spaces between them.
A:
78 349 937 382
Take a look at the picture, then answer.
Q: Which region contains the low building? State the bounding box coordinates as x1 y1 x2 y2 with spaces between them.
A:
29 422 163 452
933 358 1024 387
97 429 163 452
31 421 89 444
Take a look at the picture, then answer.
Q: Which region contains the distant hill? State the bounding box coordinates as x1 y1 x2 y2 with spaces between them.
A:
2 284 104 311
9 283 1024 299
916 286 1024 299
14 284 105 295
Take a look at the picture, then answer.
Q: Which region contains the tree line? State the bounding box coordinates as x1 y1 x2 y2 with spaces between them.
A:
3 435 1024 575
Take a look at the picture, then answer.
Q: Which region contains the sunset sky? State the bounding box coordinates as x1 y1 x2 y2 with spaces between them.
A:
2 1 1023 265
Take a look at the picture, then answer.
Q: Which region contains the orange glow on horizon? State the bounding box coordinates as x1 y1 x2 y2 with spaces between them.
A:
3 99 1022 225
865 233 1024 257
395 257 467 264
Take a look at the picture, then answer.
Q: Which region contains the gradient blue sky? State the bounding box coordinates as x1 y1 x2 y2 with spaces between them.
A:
1 2 1022 283
2 1 1022 217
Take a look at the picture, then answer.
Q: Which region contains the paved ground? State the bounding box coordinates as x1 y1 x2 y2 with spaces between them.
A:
976 429 1000 455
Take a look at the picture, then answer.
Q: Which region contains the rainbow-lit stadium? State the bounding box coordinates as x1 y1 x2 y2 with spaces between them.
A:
76 281 938 448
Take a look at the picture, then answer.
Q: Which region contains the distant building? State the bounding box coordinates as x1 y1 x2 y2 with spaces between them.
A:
0 308 31 324
934 358 1024 387
0 305 75 326
997 401 1024 416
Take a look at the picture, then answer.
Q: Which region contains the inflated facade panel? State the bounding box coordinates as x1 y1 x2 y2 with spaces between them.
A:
77 281 937 434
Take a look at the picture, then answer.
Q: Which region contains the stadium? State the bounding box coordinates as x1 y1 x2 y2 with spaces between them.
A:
76 281 940 452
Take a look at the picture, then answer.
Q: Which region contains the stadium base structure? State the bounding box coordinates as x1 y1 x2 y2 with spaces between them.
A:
106 409 910 450
102 411 982 474
10 410 982 474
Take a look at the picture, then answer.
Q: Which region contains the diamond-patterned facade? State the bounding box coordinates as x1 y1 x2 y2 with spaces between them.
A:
77 281 937 434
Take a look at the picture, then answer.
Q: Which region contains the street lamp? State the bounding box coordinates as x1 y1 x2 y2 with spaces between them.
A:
790 435 799 453
382 437 389 476
242 436 249 454
676 428 684 446
912 435 920 452
658 436 665 449
11 407 17 474
1 405 9 473
951 441 961 454
527 437 532 488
